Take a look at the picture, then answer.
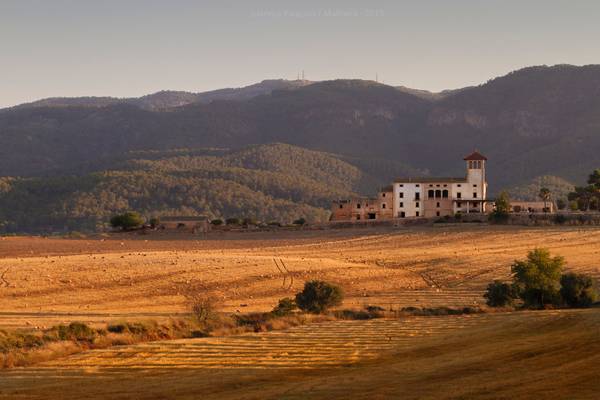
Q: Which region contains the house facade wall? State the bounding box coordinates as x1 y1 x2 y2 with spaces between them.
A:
392 183 423 218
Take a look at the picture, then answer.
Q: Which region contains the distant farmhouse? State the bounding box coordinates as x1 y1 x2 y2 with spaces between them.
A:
331 151 491 221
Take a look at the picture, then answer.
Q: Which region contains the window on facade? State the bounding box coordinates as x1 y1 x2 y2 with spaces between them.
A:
416 202 420 207
382 203 386 209
457 192 462 199
400 212 405 218
436 202 440 208
382 193 386 197
400 202 404 208
357 204 361 209
435 190 441 198
416 184 420 187
473 184 478 187
457 201 462 207
436 184 440 187
473 192 477 198
428 190 434 198
399 184 404 187
339 204 343 209
416 211 420 217
436 211 440 216
399 192 404 198
443 184 447 187
458 184 462 187
415 192 420 200
357 215 360 220
442 190 448 198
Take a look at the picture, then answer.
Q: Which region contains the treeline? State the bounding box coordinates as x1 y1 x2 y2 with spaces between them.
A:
0 144 367 233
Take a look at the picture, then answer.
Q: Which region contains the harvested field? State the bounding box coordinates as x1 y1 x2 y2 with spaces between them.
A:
1 309 599 399
1 226 600 328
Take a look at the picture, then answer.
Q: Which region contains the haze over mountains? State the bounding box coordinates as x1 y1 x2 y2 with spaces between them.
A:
1 64 598 232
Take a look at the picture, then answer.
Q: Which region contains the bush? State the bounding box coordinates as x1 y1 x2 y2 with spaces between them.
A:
110 212 144 230
511 248 563 308
560 273 598 308
295 280 343 314
293 217 306 226
271 297 296 317
189 296 216 325
54 322 96 342
484 281 517 307
148 217 160 229
225 218 241 226
242 217 258 226
211 219 223 226
553 214 567 225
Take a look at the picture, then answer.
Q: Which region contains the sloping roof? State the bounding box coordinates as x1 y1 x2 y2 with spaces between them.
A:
161 216 209 222
463 151 487 161
393 177 467 183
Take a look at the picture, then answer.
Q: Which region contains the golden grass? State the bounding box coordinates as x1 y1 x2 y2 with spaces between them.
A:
0 309 598 399
1 226 600 330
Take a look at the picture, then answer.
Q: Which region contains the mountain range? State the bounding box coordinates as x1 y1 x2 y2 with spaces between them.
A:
2 64 598 232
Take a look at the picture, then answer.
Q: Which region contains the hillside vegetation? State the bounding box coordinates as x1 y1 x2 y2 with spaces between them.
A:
2 65 600 231
0 144 404 233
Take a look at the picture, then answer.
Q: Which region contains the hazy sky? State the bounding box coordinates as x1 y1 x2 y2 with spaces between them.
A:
1 0 599 107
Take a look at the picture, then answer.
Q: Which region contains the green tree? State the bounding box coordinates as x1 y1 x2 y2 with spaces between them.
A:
556 198 566 210
295 280 343 314
109 212 144 230
148 217 160 229
511 248 564 308
587 169 600 188
538 187 551 212
490 191 510 223
484 281 517 307
271 297 297 317
560 273 598 308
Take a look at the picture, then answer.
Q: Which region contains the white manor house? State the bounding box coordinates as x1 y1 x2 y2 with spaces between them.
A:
331 151 489 221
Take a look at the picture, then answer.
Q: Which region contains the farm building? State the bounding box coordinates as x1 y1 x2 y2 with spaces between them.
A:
331 151 490 221
160 216 211 233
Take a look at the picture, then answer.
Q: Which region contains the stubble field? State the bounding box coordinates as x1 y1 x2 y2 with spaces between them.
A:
1 225 600 399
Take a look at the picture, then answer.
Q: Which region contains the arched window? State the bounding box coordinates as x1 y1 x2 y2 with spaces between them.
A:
435 190 441 198
442 190 448 198
428 190 434 198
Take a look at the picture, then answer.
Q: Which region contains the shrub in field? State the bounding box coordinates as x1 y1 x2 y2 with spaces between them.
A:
271 297 296 317
295 280 343 314
110 212 144 230
211 219 223 226
484 281 517 307
189 296 216 325
560 273 598 308
293 217 306 226
225 217 241 226
52 322 97 342
511 248 563 308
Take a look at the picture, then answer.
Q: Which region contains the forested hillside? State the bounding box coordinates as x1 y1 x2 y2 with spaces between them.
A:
1 64 600 232
0 144 415 233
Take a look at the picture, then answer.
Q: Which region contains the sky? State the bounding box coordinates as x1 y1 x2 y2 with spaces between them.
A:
1 0 600 108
